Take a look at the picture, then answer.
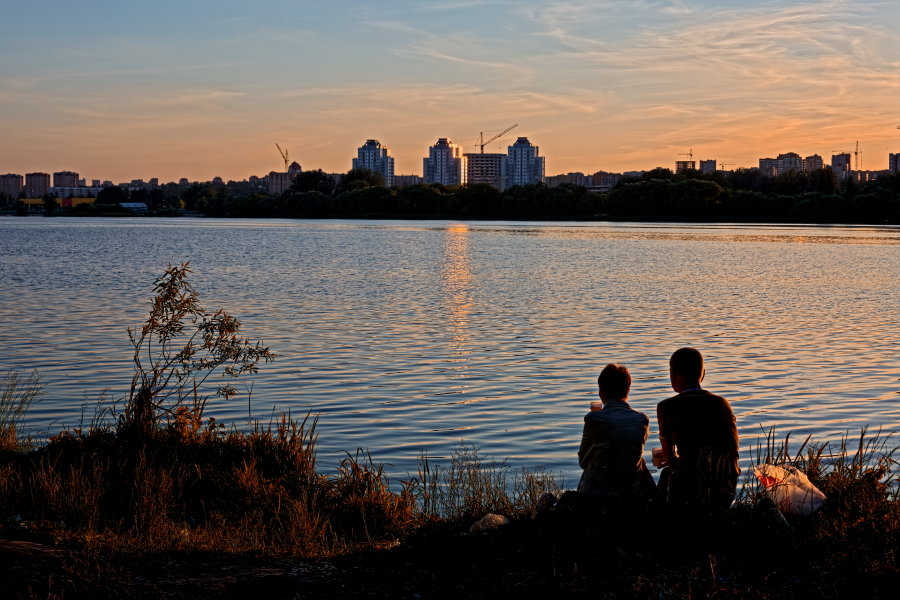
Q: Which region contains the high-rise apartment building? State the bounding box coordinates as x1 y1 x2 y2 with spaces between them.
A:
802 154 823 172
25 172 50 198
0 173 23 200
423 138 466 186
759 158 777 177
267 172 292 195
889 153 899 174
776 152 803 174
464 153 507 190
675 160 697 173
699 160 717 174
831 153 851 179
506 137 544 187
53 171 79 187
353 139 394 186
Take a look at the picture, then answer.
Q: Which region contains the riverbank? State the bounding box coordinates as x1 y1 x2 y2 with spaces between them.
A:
1 422 897 599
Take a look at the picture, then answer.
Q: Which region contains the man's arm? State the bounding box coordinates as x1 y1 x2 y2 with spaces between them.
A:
657 404 678 468
577 417 594 468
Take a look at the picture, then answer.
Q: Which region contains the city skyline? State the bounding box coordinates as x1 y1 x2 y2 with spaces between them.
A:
1 1 898 182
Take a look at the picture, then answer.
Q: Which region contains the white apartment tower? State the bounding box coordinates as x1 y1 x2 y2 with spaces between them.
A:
353 139 395 186
423 138 466 186
506 137 545 187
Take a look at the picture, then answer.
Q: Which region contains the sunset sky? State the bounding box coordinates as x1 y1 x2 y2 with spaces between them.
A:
2 0 898 182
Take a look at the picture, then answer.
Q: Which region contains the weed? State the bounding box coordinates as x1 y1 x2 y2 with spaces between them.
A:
0 370 43 451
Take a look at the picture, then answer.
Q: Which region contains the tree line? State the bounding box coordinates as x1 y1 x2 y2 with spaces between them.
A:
196 166 900 223
5 166 898 223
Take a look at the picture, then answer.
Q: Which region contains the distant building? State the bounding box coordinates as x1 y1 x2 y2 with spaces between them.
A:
288 161 302 178
423 138 465 186
50 186 102 198
776 152 802 174
91 179 102 188
699 160 717 174
353 139 394 186
506 137 544 187
758 158 777 177
889 153 899 174
53 171 79 188
0 173 23 200
546 172 590 188
25 172 50 198
852 170 881 183
392 174 423 187
831 153 852 179
267 171 293 195
675 160 696 173
591 171 622 192
803 154 823 172
464 153 507 190
119 202 149 214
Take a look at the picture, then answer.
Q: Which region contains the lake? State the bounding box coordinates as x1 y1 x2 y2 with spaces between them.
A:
1 217 898 486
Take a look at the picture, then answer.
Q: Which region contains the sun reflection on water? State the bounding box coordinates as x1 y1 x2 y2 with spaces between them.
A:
441 223 474 375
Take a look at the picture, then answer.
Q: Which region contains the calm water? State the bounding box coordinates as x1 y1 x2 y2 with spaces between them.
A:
1 217 898 485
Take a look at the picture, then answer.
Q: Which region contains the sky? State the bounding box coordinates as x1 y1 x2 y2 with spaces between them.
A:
1 0 898 182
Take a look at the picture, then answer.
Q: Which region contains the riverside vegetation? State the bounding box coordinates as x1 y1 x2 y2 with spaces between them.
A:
6 165 900 223
0 264 897 598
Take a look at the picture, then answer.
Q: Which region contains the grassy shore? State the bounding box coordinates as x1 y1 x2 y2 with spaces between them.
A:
1 266 897 598
2 378 897 599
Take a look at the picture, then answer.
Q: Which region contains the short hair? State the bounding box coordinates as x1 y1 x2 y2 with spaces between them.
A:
598 363 631 400
670 347 704 381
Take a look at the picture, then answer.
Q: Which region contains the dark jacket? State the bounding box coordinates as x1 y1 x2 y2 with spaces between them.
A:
577 400 653 499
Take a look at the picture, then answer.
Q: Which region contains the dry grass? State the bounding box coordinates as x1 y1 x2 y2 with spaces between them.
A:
0 370 43 452
414 443 560 521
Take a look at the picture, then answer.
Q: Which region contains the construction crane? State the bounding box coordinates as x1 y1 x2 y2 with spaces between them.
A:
477 123 518 153
719 162 734 170
275 143 289 171
677 148 694 161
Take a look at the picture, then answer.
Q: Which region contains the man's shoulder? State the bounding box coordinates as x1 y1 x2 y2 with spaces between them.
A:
585 403 648 424
658 390 730 409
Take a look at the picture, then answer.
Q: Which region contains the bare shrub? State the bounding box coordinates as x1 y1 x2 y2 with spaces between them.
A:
124 262 274 434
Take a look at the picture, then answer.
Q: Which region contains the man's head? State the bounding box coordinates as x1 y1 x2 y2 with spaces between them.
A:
597 363 631 402
669 347 705 392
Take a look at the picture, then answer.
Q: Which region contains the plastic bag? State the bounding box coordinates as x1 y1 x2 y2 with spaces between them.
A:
754 463 826 516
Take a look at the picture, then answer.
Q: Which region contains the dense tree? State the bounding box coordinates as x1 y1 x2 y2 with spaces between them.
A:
95 185 127 206
291 169 335 195
339 168 384 192
42 194 59 215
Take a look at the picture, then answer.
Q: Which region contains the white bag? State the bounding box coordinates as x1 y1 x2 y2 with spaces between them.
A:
754 463 826 516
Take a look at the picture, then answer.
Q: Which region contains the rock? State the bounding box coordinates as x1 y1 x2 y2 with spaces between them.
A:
469 513 509 534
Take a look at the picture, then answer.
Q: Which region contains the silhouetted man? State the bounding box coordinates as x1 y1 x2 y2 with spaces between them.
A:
654 348 739 510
